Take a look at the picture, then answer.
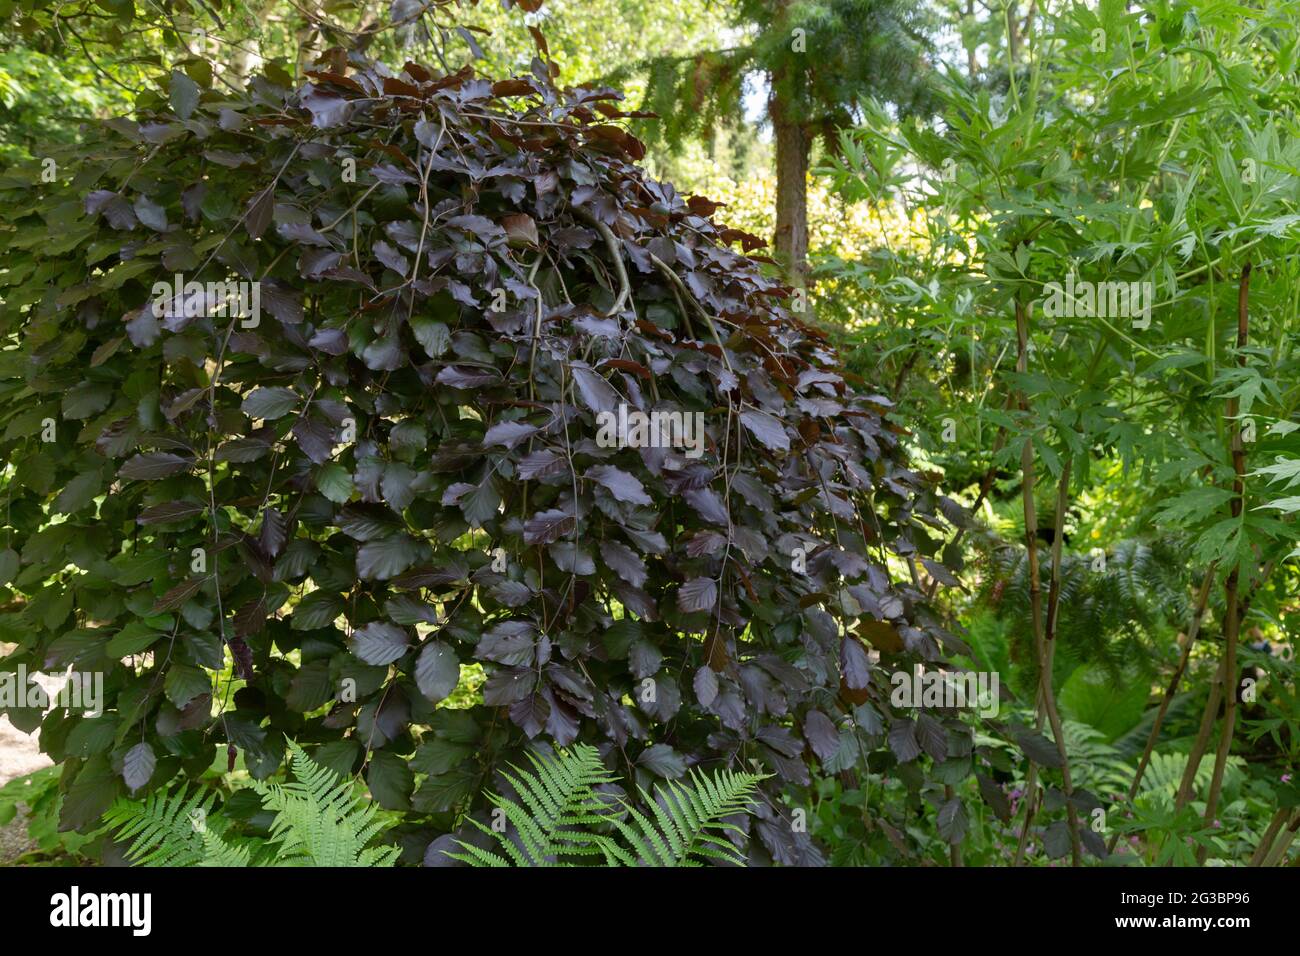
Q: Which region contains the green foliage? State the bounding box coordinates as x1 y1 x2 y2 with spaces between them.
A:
1059 664 1152 742
0 764 57 829
635 0 936 154
1058 720 1134 801
1111 794 1222 867
982 537 1189 695
103 784 227 867
0 764 96 863
447 744 764 867
6 0 1300 870
1137 751 1207 801
251 742 402 866
103 741 400 867
0 49 127 163
814 0 1300 863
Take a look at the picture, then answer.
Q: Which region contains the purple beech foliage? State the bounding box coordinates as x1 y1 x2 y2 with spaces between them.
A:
0 51 978 863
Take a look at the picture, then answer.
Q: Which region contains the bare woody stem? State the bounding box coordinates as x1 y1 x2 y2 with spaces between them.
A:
1177 567 1273 811
1010 298 1081 867
1249 807 1293 866
1108 567 1215 853
1176 656 1225 810
1199 262 1252 858
1260 811 1300 867
1040 456 1082 866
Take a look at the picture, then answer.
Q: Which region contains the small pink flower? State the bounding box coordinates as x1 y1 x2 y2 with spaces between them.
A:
1283 774 1292 784
1213 819 1222 829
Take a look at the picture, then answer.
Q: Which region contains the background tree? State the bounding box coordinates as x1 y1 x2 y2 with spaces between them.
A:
634 0 936 285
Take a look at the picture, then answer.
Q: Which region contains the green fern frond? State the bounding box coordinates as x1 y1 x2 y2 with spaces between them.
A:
1135 750 1245 802
453 746 764 867
103 785 219 867
449 744 620 866
1059 720 1134 799
613 768 763 867
197 825 253 867
980 534 1190 695
1139 750 1201 799
250 741 400 867
104 741 400 867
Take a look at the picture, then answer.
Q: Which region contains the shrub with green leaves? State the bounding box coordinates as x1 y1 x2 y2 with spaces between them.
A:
0 51 966 864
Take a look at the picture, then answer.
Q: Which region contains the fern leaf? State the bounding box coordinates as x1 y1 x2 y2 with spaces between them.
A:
453 744 620 866
454 746 765 867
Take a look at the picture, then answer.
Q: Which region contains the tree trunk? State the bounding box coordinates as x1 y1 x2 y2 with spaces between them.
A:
771 93 810 287
965 0 979 80
1006 1 1021 62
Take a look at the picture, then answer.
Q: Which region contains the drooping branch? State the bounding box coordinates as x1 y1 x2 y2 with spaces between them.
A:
583 214 632 319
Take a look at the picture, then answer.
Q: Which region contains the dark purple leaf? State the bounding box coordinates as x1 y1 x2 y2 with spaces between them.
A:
351 622 410 665
676 577 717 613
693 666 718 707
119 453 193 480
841 635 871 690
599 540 646 588
802 710 839 762
415 642 459 703
523 509 573 545
740 408 790 452
586 464 652 506
123 742 156 793
483 420 539 449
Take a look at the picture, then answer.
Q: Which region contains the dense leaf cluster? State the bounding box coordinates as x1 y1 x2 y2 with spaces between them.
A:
0 51 967 863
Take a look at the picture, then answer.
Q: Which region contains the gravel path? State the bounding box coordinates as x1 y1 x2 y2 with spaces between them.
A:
0 716 49 864
0 651 56 864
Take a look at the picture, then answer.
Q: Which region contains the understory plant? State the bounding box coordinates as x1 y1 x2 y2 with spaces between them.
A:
442 743 763 866
102 740 400 866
